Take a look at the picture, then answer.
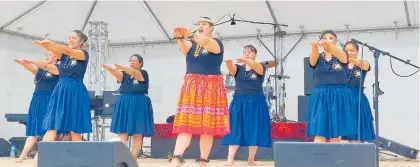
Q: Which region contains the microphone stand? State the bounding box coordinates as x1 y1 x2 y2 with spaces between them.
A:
215 14 288 122
351 38 419 167
277 31 304 123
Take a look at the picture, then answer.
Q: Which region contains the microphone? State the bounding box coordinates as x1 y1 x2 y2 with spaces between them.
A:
351 38 389 55
230 14 236 25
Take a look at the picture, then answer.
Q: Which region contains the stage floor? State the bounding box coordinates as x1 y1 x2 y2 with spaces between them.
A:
0 157 418 167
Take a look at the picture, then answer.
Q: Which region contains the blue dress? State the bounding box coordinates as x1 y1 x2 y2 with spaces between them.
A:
343 65 375 141
26 68 59 137
110 71 155 136
222 64 272 147
306 54 356 139
43 51 92 134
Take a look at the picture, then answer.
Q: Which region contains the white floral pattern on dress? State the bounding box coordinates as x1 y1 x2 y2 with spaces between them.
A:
70 58 78 66
354 70 361 78
45 72 52 78
332 62 342 71
201 48 209 55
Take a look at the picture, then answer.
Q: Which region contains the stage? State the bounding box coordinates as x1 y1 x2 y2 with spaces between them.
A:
4 114 309 160
5 116 419 164
0 157 418 167
151 122 308 160
5 114 309 160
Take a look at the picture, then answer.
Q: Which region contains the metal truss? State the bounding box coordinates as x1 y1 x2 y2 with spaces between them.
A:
87 21 109 95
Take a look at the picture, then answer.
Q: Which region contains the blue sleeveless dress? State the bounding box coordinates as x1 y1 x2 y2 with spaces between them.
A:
110 71 155 136
222 64 272 147
43 51 92 134
26 68 58 136
343 65 375 141
306 54 356 139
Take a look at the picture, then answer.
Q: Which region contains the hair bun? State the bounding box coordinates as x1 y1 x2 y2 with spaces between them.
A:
73 30 88 42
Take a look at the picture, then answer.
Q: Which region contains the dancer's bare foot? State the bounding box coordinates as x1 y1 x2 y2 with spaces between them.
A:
15 156 28 163
171 159 181 167
224 160 234 166
198 161 208 167
32 158 38 167
170 155 184 167
247 160 256 166
196 158 210 167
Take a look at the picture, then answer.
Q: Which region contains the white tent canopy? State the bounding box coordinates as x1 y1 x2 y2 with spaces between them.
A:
0 0 418 46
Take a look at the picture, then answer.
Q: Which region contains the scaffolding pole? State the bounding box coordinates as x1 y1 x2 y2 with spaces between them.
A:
87 21 109 141
88 21 109 95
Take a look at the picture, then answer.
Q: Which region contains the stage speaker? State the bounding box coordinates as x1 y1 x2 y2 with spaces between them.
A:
0 138 11 157
9 137 28 157
274 142 376 167
298 95 310 122
303 57 315 95
102 91 120 116
38 141 138 167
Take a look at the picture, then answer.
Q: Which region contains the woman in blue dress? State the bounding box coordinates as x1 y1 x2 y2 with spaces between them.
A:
222 45 272 166
103 54 155 159
306 30 355 143
13 52 59 163
32 30 91 166
343 40 375 142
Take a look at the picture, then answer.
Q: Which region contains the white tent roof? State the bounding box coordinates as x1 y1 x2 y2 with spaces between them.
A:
0 0 418 46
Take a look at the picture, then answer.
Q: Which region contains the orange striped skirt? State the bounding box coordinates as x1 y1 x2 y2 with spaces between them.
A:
172 74 230 136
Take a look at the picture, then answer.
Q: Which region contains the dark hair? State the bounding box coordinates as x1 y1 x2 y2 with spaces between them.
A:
321 29 337 38
130 54 144 67
72 30 88 45
343 40 359 51
244 45 257 54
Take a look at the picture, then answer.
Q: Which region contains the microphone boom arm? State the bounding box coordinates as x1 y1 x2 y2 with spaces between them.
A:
351 38 419 69
215 18 288 28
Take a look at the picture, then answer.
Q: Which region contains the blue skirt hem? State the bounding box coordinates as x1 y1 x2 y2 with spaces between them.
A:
26 92 52 137
342 88 375 141
306 85 355 139
222 94 272 147
43 77 92 134
110 93 155 137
